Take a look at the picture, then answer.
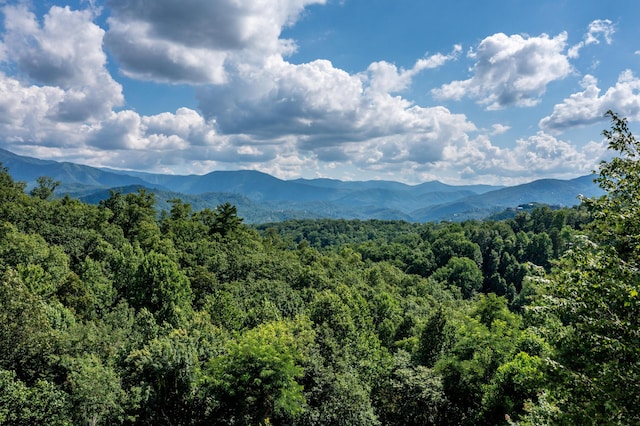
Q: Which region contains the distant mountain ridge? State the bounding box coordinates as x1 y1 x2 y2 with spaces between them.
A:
0 147 604 223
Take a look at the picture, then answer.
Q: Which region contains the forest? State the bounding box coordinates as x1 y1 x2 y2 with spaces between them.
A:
0 111 638 425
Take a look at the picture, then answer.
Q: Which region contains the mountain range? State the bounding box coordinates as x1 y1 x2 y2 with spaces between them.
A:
0 147 604 223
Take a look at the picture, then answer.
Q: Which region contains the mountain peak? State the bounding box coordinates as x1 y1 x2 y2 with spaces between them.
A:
0 147 602 223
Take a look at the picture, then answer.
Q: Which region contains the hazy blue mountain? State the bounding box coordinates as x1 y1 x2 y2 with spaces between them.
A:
0 148 156 189
293 177 499 197
113 168 328 199
292 177 411 191
0 147 604 223
411 175 604 222
72 185 326 223
461 175 600 206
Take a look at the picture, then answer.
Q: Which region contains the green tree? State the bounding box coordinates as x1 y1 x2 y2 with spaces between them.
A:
0 269 57 381
204 319 312 425
524 232 553 269
417 307 452 367
431 229 483 268
436 295 522 425
131 251 193 326
295 361 381 426
537 111 640 424
432 257 483 299
0 223 70 298
100 189 165 250
0 164 29 226
125 328 203 424
0 369 70 426
587 111 640 263
63 354 125 426
29 176 60 200
209 202 243 237
480 352 546 425
374 351 445 426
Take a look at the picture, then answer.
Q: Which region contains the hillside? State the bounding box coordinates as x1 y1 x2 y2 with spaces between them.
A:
0 103 636 426
0 147 603 222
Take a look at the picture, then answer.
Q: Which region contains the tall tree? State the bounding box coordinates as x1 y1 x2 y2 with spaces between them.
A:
29 176 60 200
203 319 312 425
210 202 243 237
537 111 640 424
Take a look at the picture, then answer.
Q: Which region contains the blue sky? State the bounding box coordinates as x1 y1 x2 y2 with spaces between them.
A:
0 0 639 184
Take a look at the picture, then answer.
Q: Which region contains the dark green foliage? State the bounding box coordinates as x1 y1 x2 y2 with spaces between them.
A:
125 328 202 424
131 251 193 326
63 354 126 425
417 307 452 367
532 111 640 424
374 351 445 426
0 369 71 425
30 176 60 200
480 352 546 424
0 269 56 381
203 319 311 425
2 131 631 425
432 257 483 299
209 202 243 237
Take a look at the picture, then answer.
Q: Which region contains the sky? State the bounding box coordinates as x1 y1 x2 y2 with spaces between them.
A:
0 0 639 185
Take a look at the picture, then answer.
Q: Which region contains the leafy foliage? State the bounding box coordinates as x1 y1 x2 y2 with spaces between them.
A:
1 113 635 426
534 111 640 424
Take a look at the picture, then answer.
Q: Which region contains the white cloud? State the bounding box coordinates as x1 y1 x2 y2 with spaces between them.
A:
197 54 476 169
88 110 145 150
511 132 600 174
198 57 363 136
104 0 326 84
0 2 616 186
490 124 511 135
87 107 226 154
586 19 615 45
0 2 477 182
0 3 125 153
568 19 615 58
539 70 640 132
433 32 572 109
0 5 123 121
142 108 217 147
435 131 606 184
366 45 461 93
105 19 229 84
73 105 299 173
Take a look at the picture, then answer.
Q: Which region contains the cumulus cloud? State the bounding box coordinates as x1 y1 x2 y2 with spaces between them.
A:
0 2 232 173
197 53 475 168
104 0 326 84
568 19 615 58
0 2 617 185
433 32 572 109
367 45 461 93
435 131 606 184
490 124 511 135
539 70 640 132
0 5 123 121
55 106 279 173
0 74 66 143
0 3 126 155
0 2 477 181
87 107 227 154
510 132 602 174
105 20 229 84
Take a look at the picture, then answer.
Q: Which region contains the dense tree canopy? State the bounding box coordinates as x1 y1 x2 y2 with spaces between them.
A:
0 112 637 424
531 111 640 424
